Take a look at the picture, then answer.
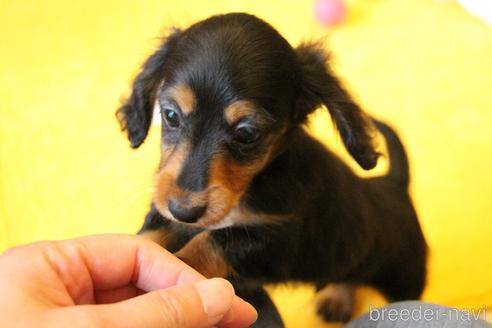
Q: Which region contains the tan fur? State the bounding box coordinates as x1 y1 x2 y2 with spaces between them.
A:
154 142 190 220
139 229 168 247
168 84 196 115
174 232 232 278
224 100 258 124
197 150 272 227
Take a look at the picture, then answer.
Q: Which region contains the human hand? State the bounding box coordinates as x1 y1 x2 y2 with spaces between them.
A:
0 234 257 327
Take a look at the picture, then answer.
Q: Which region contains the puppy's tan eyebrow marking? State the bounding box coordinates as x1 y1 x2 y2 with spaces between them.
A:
224 100 259 125
168 84 196 115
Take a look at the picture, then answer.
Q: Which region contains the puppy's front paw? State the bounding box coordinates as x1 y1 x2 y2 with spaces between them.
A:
315 284 354 323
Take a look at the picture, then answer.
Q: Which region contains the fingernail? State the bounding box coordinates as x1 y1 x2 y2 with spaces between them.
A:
196 278 235 318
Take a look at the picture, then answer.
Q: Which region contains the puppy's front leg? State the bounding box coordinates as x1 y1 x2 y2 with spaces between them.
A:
138 206 174 249
174 232 232 279
139 228 171 248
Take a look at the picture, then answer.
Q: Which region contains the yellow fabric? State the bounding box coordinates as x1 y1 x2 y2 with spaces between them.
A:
1 0 491 326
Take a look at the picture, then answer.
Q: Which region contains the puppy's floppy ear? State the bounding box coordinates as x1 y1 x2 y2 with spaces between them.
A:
295 42 379 170
117 29 181 148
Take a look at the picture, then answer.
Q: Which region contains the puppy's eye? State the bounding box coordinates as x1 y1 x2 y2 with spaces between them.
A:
164 109 180 128
233 125 260 144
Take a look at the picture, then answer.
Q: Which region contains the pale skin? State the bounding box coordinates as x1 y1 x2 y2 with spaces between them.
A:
0 234 257 328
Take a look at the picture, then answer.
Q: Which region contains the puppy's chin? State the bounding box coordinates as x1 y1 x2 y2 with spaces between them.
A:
154 205 180 224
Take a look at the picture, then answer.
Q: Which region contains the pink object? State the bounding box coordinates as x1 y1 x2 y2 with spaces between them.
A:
315 0 347 26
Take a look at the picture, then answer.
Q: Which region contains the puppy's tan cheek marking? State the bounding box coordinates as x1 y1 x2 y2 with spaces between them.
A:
199 126 291 228
197 150 273 227
158 142 174 169
174 232 232 278
224 100 258 124
169 84 195 115
153 142 190 217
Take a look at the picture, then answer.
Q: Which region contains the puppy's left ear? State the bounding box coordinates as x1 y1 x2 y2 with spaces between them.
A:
117 29 181 148
295 42 379 170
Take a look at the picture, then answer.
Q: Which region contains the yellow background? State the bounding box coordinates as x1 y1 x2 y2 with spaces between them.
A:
1 0 491 326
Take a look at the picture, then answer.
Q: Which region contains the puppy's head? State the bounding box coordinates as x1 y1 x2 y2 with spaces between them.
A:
117 13 379 228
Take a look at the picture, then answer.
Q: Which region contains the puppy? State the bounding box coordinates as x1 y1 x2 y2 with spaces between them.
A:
117 13 427 327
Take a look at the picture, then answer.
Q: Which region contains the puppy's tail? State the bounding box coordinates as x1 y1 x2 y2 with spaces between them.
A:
373 119 410 187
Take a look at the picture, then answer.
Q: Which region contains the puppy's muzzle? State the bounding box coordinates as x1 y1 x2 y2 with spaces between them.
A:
168 198 207 223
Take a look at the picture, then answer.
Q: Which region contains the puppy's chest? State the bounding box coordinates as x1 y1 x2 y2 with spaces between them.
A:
167 207 276 252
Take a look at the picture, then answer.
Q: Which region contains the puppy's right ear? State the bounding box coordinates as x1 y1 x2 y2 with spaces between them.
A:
116 29 181 148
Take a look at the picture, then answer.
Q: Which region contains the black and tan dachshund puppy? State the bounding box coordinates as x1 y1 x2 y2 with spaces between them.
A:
117 13 427 327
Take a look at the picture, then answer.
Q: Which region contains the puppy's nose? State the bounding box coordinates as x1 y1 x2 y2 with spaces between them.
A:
168 199 206 223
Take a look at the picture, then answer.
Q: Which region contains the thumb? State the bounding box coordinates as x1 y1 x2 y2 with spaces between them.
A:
86 278 236 328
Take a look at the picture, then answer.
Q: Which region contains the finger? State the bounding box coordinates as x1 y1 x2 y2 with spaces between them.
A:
70 234 204 292
93 286 258 326
0 234 205 305
62 278 257 328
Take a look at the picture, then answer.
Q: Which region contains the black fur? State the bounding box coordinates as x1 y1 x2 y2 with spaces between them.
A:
118 13 427 327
